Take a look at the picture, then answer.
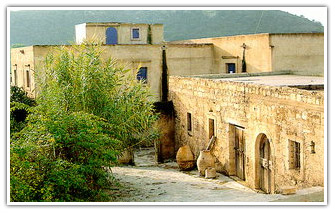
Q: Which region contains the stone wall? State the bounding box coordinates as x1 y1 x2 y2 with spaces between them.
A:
270 33 324 76
169 76 324 193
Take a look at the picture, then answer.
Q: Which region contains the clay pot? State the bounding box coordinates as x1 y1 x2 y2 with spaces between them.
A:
117 149 134 165
196 150 215 176
176 145 195 171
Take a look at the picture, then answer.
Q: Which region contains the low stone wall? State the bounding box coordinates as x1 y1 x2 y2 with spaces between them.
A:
169 76 324 193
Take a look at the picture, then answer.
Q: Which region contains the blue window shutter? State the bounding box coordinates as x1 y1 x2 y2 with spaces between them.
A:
106 27 118 44
137 67 147 83
132 28 140 39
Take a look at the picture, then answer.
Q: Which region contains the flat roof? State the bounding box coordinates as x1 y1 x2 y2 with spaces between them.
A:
169 32 324 43
214 75 324 87
11 43 213 49
181 71 324 87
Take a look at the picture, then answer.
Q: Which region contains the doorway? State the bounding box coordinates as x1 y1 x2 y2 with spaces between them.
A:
258 134 272 194
234 126 245 180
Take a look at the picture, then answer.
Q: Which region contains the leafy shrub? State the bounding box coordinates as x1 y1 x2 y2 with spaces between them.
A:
10 42 159 202
10 86 36 134
11 111 120 201
10 86 36 106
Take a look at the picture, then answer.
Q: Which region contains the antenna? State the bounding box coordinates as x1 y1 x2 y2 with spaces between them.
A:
255 11 264 34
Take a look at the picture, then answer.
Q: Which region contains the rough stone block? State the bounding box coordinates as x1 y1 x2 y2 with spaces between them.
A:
281 186 297 195
205 167 216 179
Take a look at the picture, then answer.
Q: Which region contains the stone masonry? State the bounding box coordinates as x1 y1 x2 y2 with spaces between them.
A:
169 75 324 194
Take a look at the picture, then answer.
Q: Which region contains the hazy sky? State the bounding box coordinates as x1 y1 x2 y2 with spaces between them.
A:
282 8 327 26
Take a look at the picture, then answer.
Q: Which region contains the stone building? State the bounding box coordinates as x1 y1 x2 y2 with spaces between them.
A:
10 23 324 99
10 22 325 194
169 73 324 194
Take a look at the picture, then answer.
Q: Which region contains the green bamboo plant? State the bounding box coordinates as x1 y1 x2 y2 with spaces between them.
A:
10 41 159 202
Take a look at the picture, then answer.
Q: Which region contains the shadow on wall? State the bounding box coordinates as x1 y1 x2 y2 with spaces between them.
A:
154 101 175 162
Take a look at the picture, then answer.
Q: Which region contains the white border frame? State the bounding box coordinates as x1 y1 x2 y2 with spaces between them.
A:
6 6 328 207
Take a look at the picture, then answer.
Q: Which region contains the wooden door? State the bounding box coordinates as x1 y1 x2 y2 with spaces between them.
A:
259 135 271 193
234 127 245 180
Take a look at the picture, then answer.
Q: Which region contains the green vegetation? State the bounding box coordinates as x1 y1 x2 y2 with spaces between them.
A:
10 86 36 133
10 42 159 202
10 10 323 46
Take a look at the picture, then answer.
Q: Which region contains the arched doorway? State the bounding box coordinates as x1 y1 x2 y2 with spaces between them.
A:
106 27 118 44
255 133 273 194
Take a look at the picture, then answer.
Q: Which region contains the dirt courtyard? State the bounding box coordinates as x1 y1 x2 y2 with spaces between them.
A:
108 147 324 203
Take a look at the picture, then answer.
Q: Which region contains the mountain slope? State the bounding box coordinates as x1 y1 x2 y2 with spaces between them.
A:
10 10 324 46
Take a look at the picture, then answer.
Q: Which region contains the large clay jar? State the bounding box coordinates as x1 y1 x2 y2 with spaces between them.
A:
117 149 134 165
196 150 215 176
176 145 195 171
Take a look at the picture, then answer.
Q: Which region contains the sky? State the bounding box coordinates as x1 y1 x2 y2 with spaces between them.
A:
281 7 327 26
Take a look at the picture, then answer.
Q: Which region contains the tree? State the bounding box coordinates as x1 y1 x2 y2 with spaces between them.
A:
10 42 159 202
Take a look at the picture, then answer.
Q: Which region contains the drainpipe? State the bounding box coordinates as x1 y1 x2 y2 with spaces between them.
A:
161 45 168 102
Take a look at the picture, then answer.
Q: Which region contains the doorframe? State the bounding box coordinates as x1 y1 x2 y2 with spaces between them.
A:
255 132 276 194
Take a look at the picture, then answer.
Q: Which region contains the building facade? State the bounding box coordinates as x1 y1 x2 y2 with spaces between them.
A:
171 33 324 76
75 22 164 45
169 74 324 194
11 22 215 99
11 23 324 99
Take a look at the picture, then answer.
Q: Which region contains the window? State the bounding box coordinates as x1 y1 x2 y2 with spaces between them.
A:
106 27 118 45
132 28 140 39
289 140 301 170
12 65 17 85
310 141 316 154
26 70 30 88
187 113 192 132
209 118 215 139
226 63 236 73
14 69 17 85
136 67 147 83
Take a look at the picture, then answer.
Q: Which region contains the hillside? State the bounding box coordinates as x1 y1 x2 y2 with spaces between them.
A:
10 10 324 46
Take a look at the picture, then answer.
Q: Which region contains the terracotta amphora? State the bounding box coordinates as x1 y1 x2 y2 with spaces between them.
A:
176 145 195 171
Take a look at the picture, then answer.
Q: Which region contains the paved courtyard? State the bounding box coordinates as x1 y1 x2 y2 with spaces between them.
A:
109 147 324 203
